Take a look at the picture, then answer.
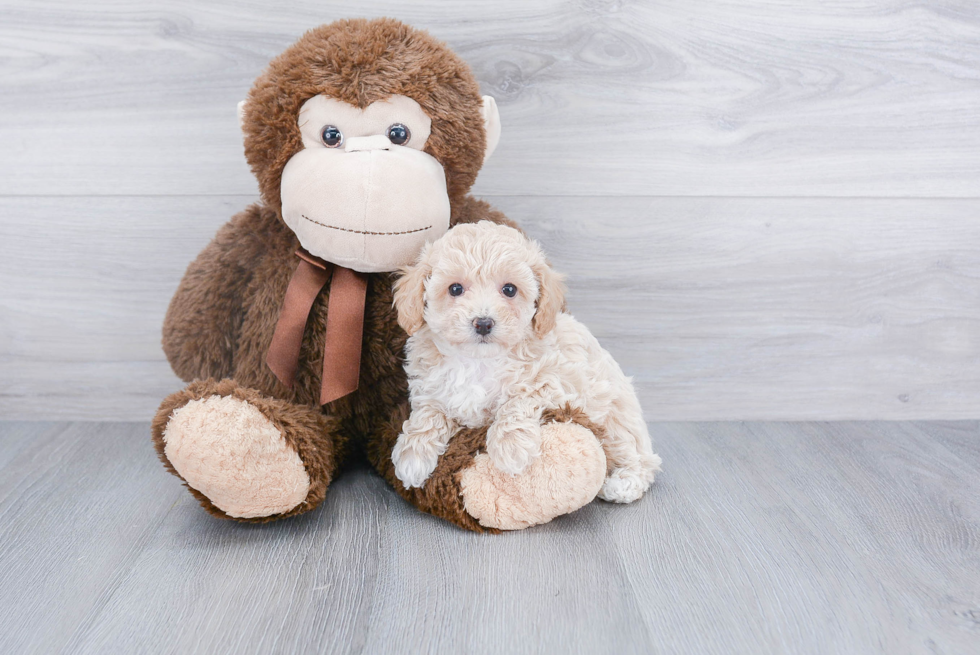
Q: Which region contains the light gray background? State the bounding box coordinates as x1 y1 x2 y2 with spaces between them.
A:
3 0 979 421
2 2 979 654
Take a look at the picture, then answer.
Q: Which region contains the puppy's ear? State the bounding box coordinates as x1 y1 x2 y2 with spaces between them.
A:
393 247 432 336
531 257 567 338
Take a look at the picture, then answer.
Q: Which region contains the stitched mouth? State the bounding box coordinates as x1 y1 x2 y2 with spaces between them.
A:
301 215 432 236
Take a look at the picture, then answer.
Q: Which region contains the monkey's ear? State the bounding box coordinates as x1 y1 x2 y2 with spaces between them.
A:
393 247 433 336
531 257 567 338
481 96 501 163
237 100 247 131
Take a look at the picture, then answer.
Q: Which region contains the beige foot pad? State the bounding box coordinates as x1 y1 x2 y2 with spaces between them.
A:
458 421 606 530
163 395 310 519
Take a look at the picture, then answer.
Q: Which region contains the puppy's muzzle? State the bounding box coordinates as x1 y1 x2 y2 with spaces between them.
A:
473 317 494 336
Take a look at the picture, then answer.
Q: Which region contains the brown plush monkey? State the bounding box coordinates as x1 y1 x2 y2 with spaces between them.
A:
152 18 607 531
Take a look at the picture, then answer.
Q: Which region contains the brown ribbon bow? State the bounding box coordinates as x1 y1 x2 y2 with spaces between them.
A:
266 249 368 405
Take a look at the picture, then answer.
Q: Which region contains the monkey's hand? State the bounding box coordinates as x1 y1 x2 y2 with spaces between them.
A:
392 407 455 489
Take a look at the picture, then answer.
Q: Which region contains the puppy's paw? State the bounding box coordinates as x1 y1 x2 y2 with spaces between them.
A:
598 465 656 504
487 418 542 475
392 435 442 489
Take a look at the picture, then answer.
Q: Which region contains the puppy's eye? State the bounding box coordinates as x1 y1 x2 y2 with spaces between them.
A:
320 125 343 148
386 123 411 146
501 283 518 298
448 283 464 297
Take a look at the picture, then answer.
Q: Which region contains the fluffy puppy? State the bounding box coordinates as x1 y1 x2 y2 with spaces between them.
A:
391 221 662 503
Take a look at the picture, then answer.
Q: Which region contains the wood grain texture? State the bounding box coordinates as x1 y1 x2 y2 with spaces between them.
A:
1 420 977 654
1 0 979 197
3 195 980 421
2 2 979 419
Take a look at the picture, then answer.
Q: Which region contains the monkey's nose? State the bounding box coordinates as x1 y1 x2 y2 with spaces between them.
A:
473 317 494 336
345 135 392 153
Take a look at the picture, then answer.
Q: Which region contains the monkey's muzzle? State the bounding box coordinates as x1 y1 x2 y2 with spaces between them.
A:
280 141 451 273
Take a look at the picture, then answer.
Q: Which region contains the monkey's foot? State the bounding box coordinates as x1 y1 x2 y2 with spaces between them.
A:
151 379 339 521
161 395 309 518
458 418 606 530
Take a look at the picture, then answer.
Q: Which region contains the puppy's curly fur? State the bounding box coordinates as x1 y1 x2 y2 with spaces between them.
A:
392 221 662 502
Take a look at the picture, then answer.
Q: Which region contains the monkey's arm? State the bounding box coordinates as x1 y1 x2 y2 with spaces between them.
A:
162 205 274 382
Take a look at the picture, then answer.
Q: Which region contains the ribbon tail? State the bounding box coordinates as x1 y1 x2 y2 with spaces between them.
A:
320 266 368 404
267 256 332 389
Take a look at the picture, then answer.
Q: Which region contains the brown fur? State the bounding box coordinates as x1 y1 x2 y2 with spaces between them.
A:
541 404 608 444
157 197 511 528
366 401 494 533
242 18 488 216
154 18 569 531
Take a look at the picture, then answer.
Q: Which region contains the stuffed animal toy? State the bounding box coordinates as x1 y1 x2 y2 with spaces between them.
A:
390 221 661 502
152 17 609 532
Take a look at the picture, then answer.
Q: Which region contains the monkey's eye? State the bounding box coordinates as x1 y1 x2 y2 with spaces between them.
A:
501 283 518 298
448 283 464 297
386 123 411 146
320 125 343 148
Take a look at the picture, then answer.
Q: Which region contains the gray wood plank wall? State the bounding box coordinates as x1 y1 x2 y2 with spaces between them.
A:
2 1 979 420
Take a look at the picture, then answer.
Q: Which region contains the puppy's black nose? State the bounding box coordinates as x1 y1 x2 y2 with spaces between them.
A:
473 317 494 336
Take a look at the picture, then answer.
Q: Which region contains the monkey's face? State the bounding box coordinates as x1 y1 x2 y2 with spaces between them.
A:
279 94 451 273
242 19 503 271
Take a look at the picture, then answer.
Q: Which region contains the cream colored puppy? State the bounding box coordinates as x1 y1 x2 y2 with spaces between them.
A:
391 221 662 503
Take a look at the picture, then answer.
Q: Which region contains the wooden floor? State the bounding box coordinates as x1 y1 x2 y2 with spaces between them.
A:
1 420 977 654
